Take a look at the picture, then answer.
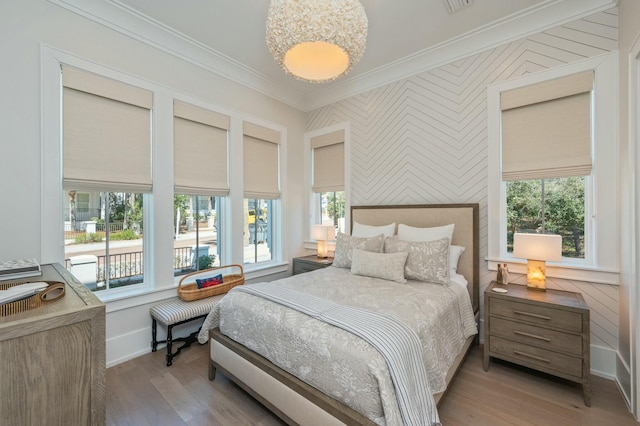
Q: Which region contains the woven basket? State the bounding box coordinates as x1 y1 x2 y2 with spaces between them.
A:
0 281 66 317
177 264 244 302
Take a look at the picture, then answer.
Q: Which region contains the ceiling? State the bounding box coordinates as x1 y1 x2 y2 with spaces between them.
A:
57 0 616 110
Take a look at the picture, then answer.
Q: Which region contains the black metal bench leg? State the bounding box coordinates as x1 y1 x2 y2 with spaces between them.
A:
166 325 174 366
152 318 158 352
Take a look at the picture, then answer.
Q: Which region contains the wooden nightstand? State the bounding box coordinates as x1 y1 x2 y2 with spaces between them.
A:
484 281 591 406
292 255 333 275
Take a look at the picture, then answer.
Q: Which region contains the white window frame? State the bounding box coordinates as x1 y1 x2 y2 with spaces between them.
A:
487 52 619 285
304 122 351 252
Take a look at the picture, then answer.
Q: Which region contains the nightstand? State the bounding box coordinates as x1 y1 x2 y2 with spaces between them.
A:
292 255 333 275
484 281 591 406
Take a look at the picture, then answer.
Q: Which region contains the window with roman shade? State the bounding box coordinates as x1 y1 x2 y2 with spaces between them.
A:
500 70 593 181
311 129 345 193
243 122 281 199
173 100 230 196
61 65 153 192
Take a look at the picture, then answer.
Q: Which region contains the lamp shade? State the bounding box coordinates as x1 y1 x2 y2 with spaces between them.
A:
513 233 562 262
311 225 336 241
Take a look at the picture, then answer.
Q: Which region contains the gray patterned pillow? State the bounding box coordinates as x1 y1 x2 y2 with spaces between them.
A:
332 232 384 269
384 236 450 284
351 249 408 283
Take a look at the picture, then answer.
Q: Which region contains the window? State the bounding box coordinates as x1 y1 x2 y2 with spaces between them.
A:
243 121 281 266
64 191 146 291
318 191 345 233
488 53 618 281
244 198 273 264
174 195 221 275
506 177 585 259
60 65 153 291
310 129 345 236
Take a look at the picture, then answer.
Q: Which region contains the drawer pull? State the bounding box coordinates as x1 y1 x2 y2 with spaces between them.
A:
512 310 551 321
513 350 551 363
513 330 551 342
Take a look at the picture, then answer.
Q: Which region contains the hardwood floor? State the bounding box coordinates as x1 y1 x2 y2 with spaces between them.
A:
107 343 636 425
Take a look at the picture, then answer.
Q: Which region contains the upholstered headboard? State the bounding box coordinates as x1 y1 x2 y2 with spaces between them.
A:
351 204 479 313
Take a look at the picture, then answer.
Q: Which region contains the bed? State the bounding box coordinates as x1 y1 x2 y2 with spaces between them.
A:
200 204 479 425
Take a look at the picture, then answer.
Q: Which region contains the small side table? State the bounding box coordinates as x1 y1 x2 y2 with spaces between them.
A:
484 281 591 405
292 255 333 275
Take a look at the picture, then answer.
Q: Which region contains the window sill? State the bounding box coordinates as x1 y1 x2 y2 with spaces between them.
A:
487 258 619 285
99 262 290 314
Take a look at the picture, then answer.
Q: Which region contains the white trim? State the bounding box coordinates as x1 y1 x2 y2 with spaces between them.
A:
47 0 616 111
487 259 619 285
488 53 619 282
629 30 640 419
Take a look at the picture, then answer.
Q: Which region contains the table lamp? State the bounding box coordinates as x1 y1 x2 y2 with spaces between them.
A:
513 233 562 291
311 225 336 258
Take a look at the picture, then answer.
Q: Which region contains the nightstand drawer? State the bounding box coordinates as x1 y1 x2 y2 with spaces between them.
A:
490 317 582 356
490 336 583 378
490 298 583 333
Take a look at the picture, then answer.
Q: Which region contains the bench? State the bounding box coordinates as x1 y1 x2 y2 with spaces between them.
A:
150 294 223 366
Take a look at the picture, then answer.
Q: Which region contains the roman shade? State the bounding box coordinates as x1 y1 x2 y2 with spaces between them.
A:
243 122 281 199
174 100 230 196
62 65 153 192
311 130 345 193
501 70 593 181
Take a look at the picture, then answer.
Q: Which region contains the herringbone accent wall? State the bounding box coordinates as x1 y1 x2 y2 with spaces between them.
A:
307 8 618 353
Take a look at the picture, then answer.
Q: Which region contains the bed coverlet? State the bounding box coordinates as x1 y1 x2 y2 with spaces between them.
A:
198 267 477 425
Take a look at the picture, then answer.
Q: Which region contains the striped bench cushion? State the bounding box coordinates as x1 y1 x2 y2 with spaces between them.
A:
150 294 224 326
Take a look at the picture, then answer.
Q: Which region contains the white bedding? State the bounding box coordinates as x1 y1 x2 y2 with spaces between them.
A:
199 266 477 425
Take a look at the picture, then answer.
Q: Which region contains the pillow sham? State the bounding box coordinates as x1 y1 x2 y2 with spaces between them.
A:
450 245 465 274
333 232 385 269
196 274 223 289
384 237 450 285
350 249 408 283
397 223 454 243
352 221 396 238
449 272 468 288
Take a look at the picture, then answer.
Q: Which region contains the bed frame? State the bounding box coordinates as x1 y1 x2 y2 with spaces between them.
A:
209 204 480 425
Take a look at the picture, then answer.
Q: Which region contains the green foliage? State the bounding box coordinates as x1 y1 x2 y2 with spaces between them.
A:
323 191 345 226
74 232 104 244
198 254 217 270
506 177 585 258
110 229 140 241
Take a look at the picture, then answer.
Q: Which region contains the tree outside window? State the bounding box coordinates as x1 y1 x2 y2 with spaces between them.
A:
506 177 585 258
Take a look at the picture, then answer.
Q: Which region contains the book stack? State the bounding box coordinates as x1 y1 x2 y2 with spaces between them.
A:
0 258 42 281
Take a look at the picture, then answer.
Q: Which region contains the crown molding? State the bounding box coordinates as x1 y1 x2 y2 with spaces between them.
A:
47 0 309 110
304 0 617 110
48 0 616 112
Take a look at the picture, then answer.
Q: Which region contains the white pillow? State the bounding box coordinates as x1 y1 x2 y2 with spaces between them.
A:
450 245 465 274
449 272 468 288
352 221 396 238
397 223 455 243
350 249 408 283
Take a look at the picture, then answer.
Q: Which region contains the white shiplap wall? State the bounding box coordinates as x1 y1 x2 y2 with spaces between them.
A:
307 9 619 359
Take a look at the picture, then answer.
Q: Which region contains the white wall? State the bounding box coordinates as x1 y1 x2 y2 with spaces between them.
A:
0 0 306 366
307 8 622 379
617 0 640 414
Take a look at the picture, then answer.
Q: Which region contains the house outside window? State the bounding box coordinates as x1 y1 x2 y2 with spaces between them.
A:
244 198 273 264
174 195 221 275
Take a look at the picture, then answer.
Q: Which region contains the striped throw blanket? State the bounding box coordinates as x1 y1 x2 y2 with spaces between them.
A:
232 282 441 426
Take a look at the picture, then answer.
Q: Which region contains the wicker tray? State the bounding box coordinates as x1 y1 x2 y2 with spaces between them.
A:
177 264 244 302
0 280 66 317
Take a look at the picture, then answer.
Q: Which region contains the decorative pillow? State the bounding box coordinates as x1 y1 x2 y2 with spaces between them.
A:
332 232 384 269
352 221 396 238
384 237 450 285
397 223 455 243
196 274 223 289
450 245 465 274
350 249 408 283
